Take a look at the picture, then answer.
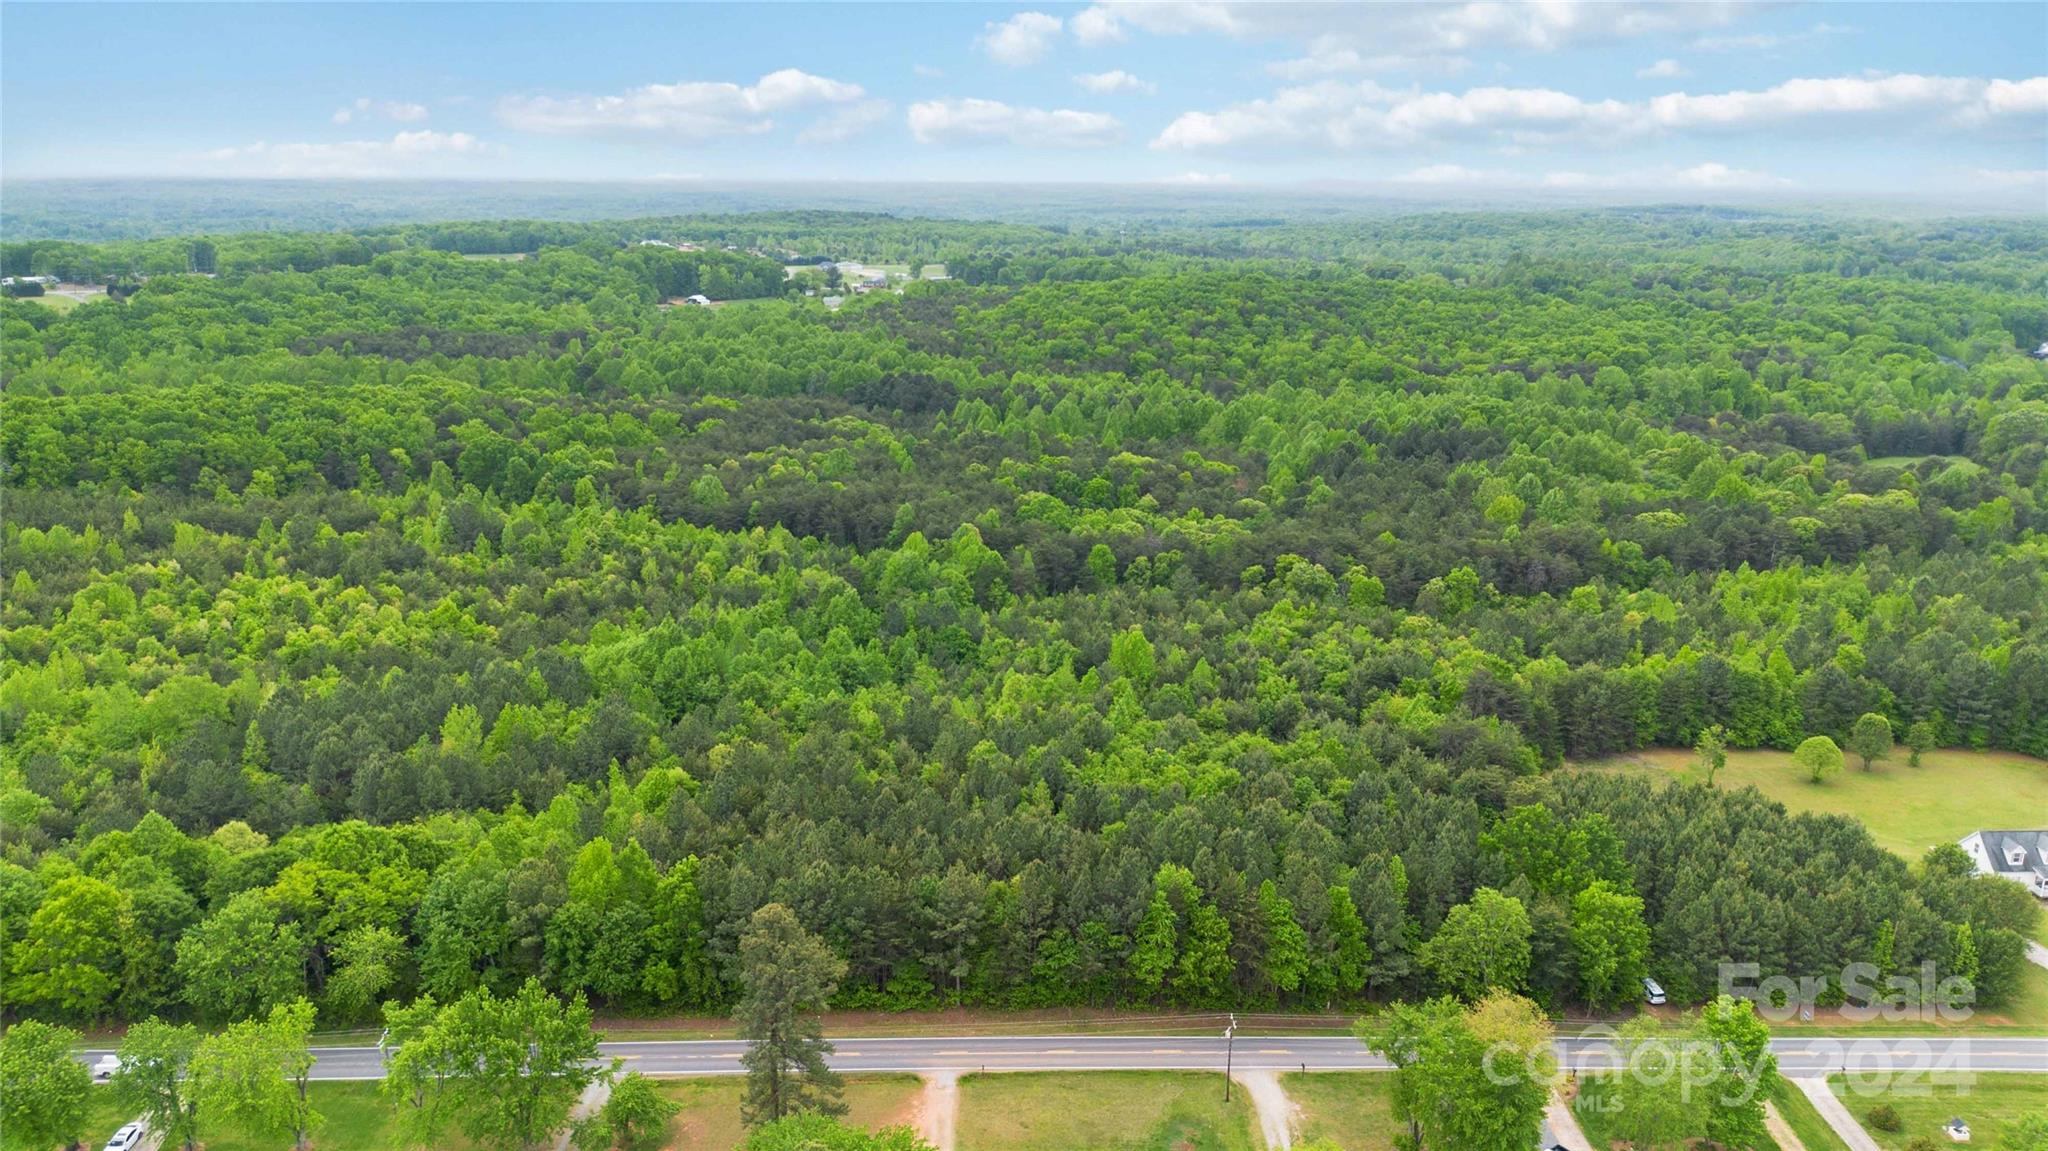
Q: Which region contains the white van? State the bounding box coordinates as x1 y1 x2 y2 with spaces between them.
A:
1643 977 1667 1006
91 1054 122 1080
103 1121 147 1151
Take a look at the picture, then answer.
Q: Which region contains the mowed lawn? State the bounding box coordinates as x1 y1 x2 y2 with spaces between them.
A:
956 1071 1258 1151
1827 1073 2048 1150
1770 1081 1852 1151
5 1083 408 1151
656 1074 923 1151
1573 747 2048 862
1282 1072 1402 1149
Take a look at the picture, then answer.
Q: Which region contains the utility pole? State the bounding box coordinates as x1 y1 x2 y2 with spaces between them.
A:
1222 1014 1236 1102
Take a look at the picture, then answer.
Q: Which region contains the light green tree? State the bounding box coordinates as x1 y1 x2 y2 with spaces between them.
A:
1794 735 1844 785
174 890 307 1021
1571 880 1651 1009
112 1019 204 1151
572 1071 680 1151
1694 724 1728 785
1904 719 1937 767
1700 994 1778 1149
0 1019 93 1151
1420 888 1531 999
11 876 127 1021
1847 713 1893 770
192 999 322 1151
1602 1015 1711 1149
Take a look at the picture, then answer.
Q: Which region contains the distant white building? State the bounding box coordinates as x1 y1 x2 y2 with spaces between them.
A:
2032 341 2048 359
1958 830 2048 897
683 294 712 307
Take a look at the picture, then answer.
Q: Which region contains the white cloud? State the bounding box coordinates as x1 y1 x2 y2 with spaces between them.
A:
1692 21 1853 52
1154 80 1636 151
1985 77 2048 117
1155 72 2048 151
1647 74 1987 129
795 99 893 144
497 69 867 137
913 63 947 79
1072 5 1126 45
1389 160 1788 192
331 98 430 125
1392 163 1505 185
200 130 484 178
979 11 1064 66
907 98 1121 147
1267 36 1469 80
1637 59 1687 79
1074 1 1749 54
1158 170 1234 183
1075 70 1155 95
1971 167 2048 188
1667 161 1790 189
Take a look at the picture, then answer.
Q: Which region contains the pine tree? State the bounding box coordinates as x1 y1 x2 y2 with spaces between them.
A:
737 904 847 1125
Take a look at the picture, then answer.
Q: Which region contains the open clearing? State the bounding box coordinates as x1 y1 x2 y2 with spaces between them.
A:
1573 747 2048 862
1827 1072 2048 1150
656 1074 922 1150
1280 1072 1401 1149
955 1071 1259 1151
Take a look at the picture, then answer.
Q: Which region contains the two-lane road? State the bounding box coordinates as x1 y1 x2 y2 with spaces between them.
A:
78 1034 2048 1080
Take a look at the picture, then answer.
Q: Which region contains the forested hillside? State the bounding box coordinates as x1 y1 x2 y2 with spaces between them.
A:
3 209 2044 1030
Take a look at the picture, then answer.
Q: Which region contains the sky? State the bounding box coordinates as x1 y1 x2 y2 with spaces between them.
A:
3 1 2045 204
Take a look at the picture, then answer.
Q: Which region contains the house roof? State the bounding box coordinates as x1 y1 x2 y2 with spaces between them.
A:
1965 829 2048 878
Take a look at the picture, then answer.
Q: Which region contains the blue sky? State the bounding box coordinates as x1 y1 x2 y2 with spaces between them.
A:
3 2 2044 202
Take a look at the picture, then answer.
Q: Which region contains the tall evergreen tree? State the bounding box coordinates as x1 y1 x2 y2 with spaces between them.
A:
738 903 848 1125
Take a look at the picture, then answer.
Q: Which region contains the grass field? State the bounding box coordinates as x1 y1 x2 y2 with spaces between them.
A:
1281 1072 1401 1149
956 1071 1258 1151
656 1074 922 1151
1770 1081 1852 1151
1573 746 2048 862
1828 1072 2048 1150
12 292 84 312
3 1082 407 1151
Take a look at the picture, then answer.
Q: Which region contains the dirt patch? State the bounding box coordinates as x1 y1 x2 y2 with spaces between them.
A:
1235 1070 1295 1150
912 1071 959 1151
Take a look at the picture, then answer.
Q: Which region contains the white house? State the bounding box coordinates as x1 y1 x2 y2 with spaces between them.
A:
1958 830 2048 897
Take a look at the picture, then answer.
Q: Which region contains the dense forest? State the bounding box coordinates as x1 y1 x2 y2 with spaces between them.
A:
3 208 2045 1033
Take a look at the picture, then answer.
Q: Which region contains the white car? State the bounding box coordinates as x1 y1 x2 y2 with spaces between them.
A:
91 1054 122 1081
103 1121 147 1151
1643 976 1668 1006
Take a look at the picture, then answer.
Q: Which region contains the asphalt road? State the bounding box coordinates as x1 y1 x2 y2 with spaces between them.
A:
79 1034 2048 1080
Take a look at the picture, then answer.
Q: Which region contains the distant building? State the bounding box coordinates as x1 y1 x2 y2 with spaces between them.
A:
2031 341 2048 359
1958 830 2048 897
683 294 712 307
